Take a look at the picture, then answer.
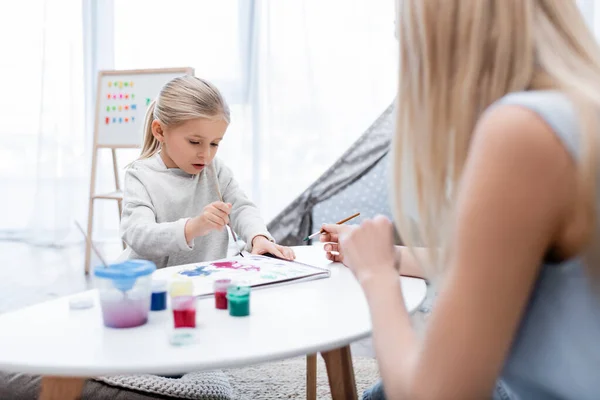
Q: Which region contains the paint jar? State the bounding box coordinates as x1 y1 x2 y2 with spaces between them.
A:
171 296 197 328
94 260 156 329
213 279 231 310
150 279 168 311
227 285 251 317
169 279 196 328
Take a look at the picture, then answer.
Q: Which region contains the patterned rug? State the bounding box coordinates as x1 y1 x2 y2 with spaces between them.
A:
225 356 380 400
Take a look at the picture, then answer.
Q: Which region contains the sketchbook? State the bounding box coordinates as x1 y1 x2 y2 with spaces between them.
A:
153 253 331 297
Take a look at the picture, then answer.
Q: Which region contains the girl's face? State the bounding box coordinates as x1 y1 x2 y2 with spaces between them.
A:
152 117 228 175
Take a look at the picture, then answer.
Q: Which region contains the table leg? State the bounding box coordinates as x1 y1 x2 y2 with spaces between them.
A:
306 353 317 400
40 376 87 400
321 345 357 400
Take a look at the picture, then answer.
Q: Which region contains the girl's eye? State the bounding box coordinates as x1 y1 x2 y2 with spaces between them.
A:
189 140 199 145
211 143 219 147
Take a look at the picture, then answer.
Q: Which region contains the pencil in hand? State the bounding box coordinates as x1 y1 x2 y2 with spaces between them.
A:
303 212 360 242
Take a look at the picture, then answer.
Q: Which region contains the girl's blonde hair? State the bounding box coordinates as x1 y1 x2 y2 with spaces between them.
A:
138 75 231 160
393 0 600 277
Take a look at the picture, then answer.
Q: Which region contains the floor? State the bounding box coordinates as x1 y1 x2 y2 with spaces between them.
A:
0 240 378 357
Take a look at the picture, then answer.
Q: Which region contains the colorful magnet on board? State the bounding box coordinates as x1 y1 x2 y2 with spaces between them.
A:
130 81 134 87
105 117 109 124
146 98 151 106
125 117 129 123
132 117 135 122
114 81 118 86
112 106 116 111
119 82 123 89
131 104 137 110
131 94 135 99
119 94 123 99
125 105 129 110
112 94 117 99
124 82 128 87
106 106 110 112
108 82 112 87
125 94 129 99
107 94 111 99
119 117 122 123
113 117 116 123
118 105 122 111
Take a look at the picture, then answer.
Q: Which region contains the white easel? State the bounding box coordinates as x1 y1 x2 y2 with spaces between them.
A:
85 67 194 273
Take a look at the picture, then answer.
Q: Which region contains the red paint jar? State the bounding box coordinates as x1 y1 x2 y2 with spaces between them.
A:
171 296 196 328
213 279 232 310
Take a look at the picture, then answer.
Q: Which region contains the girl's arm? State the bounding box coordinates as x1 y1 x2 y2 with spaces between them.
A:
351 106 574 399
214 159 274 250
121 168 194 258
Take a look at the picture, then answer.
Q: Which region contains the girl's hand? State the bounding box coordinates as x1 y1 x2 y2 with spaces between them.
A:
251 235 296 260
339 215 397 286
319 223 357 264
186 202 232 240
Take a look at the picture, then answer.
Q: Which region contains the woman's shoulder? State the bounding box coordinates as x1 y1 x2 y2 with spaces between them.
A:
486 90 580 159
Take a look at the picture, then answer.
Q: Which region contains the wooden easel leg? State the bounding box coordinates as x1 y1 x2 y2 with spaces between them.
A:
40 376 86 400
112 149 126 250
306 353 317 400
85 147 98 274
321 345 358 400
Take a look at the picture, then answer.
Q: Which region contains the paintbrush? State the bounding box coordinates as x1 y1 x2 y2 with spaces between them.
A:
75 221 132 301
74 221 108 267
211 164 244 257
303 212 361 242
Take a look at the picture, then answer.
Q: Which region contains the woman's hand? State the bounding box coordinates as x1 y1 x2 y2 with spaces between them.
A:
251 235 296 260
319 223 356 264
339 215 398 286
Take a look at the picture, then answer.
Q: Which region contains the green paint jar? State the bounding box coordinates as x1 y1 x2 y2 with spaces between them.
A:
227 285 251 317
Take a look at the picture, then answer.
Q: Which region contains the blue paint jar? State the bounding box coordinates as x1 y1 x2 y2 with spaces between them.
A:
150 279 168 311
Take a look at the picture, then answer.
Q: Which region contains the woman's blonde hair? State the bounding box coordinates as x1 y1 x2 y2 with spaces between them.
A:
138 75 231 160
392 0 600 277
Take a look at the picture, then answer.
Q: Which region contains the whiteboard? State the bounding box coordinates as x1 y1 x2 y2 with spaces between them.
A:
95 68 194 147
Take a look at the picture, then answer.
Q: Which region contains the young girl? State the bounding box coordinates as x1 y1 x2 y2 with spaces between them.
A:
120 75 295 269
323 1 600 399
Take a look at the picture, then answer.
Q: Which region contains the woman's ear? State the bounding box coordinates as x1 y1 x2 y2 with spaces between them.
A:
151 119 165 143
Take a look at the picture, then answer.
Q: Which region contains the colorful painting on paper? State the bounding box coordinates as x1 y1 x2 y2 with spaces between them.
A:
155 254 329 297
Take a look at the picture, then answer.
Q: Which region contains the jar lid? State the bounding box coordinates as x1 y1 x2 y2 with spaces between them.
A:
94 260 156 292
169 279 194 297
94 260 156 279
227 285 251 299
151 279 168 292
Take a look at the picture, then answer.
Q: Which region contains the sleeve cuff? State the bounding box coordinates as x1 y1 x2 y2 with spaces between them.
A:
176 218 195 251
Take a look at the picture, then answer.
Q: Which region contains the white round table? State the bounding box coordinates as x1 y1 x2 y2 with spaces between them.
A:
0 245 427 400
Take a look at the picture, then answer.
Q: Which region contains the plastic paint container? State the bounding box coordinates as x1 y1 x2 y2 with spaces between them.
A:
169 279 196 328
213 279 231 310
226 285 251 317
150 279 168 311
94 260 156 328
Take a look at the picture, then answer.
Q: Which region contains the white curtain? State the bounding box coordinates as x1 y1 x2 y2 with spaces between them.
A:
244 0 397 221
0 0 86 246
